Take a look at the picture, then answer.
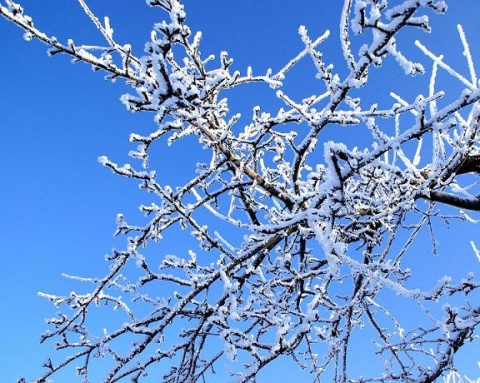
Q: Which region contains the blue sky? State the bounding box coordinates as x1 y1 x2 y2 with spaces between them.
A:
1 1 480 382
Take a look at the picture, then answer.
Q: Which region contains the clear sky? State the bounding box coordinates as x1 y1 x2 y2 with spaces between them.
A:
1 1 480 382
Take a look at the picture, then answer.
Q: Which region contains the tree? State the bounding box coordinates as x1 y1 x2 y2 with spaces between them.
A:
2 0 480 381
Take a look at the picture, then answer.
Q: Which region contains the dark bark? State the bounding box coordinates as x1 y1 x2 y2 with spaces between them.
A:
424 190 480 211
456 155 480 175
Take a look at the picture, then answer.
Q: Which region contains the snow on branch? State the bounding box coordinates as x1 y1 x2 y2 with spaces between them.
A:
2 0 480 382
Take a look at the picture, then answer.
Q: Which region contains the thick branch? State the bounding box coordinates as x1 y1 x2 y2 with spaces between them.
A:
456 154 480 175
424 190 480 211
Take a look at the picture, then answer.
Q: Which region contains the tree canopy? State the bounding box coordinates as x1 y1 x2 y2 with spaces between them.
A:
1 0 480 382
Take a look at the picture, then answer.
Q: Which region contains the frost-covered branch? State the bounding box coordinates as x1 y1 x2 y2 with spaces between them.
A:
2 0 480 382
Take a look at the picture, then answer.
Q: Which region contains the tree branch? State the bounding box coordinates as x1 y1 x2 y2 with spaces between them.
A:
424 190 480 211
